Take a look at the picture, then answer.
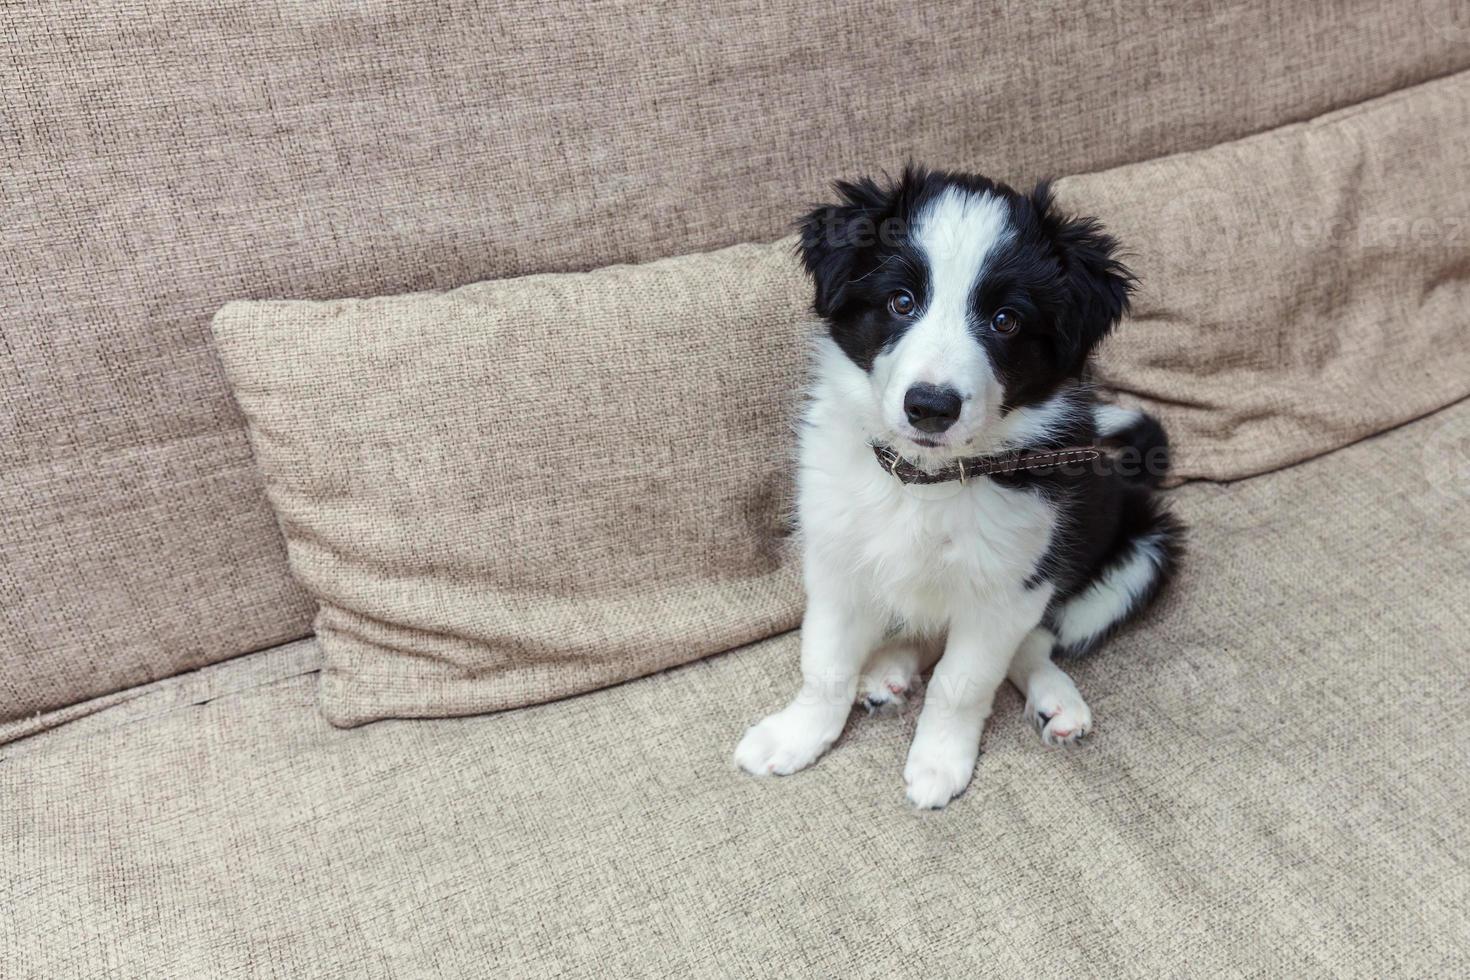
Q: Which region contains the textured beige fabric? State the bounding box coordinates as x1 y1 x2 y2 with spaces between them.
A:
214 73 1470 727
6 400 1469 976
0 640 320 752
5 2 1468 723
1061 74 1470 482
213 245 810 727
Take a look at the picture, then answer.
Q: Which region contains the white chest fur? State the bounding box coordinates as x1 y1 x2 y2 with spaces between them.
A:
796 400 1056 631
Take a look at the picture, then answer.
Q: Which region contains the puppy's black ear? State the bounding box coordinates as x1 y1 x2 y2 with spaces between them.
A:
1031 180 1135 371
796 176 892 318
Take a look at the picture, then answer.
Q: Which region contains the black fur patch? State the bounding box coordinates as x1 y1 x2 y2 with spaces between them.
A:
798 166 1182 659
796 166 1134 413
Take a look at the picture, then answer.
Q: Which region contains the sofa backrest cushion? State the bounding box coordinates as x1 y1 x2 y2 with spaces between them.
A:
1068 75 1470 482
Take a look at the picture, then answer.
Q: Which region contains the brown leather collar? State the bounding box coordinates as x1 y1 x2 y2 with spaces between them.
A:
872 443 1102 485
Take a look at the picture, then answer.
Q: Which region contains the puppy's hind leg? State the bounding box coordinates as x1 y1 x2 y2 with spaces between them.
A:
1007 628 1093 747
857 633 941 712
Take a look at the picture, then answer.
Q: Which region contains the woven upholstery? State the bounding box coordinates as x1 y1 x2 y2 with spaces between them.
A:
6 397 1469 976
6 0 1469 720
1062 77 1470 481
213 246 809 728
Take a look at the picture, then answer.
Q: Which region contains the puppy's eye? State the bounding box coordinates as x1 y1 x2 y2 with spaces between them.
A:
991 308 1021 335
887 290 916 317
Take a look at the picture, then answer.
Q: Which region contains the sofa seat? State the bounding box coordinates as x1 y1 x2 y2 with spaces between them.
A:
6 400 1469 977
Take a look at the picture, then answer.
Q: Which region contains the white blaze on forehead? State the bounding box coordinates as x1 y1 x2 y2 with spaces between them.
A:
913 186 1012 332
880 187 1012 408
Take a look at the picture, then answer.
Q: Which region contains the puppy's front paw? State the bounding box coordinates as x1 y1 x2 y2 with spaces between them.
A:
734 704 843 776
903 738 978 809
1023 683 1094 747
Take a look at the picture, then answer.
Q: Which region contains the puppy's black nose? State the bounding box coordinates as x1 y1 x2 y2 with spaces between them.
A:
903 384 963 433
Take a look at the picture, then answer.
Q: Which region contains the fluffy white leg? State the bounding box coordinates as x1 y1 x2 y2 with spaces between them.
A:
904 590 1050 808
734 586 884 776
1007 628 1093 747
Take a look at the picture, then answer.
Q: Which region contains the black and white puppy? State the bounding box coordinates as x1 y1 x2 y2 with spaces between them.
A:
734 167 1182 808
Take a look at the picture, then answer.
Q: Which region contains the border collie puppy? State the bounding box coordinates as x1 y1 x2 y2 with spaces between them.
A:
734 167 1182 808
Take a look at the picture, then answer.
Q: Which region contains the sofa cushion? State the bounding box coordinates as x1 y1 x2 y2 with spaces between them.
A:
1062 77 1470 481
5 2 1469 726
5 397 1468 975
212 71 1470 730
212 246 809 728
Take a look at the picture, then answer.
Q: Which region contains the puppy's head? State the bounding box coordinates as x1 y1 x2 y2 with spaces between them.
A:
798 167 1133 456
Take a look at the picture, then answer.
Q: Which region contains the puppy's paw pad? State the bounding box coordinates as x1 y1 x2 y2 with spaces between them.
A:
1025 692 1093 747
860 688 907 713
733 711 836 777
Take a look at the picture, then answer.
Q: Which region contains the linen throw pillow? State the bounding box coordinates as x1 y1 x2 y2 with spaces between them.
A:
213 244 808 727
214 73 1470 727
1056 75 1470 483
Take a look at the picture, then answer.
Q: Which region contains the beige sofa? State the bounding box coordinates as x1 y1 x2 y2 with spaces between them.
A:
5 3 1469 975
